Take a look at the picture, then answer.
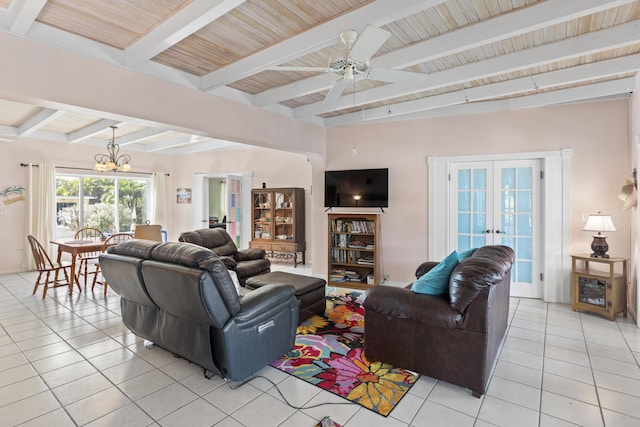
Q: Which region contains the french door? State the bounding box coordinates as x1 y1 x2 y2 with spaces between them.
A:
449 160 541 298
194 173 244 247
226 175 242 247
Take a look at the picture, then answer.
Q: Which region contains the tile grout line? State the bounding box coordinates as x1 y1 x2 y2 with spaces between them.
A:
0 278 80 426
0 275 167 426
537 297 548 427
579 312 607 427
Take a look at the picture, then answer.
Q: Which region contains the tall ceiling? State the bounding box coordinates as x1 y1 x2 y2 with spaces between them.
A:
1 0 639 155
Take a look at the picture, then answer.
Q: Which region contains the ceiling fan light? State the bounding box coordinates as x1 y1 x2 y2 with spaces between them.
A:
339 30 358 48
344 65 354 80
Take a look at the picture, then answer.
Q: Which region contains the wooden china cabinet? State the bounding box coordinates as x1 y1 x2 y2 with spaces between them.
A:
250 187 305 267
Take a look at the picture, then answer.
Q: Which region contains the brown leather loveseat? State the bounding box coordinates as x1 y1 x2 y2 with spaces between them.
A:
178 228 271 286
363 245 514 397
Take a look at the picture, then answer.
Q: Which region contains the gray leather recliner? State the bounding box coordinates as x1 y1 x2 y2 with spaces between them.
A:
99 240 298 381
178 228 271 286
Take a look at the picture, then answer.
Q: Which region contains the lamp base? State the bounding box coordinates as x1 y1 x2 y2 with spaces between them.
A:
590 235 610 258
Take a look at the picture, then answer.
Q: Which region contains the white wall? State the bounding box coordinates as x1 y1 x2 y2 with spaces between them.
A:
312 99 632 286
0 28 633 299
167 147 312 250
0 140 310 273
631 74 640 322
3 99 632 297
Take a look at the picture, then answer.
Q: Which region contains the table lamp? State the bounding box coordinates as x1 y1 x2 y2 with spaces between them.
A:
583 213 616 258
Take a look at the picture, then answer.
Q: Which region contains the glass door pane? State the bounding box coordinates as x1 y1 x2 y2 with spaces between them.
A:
117 179 148 233
274 189 294 241
56 176 80 239
449 159 541 299
495 160 540 298
450 162 493 252
227 175 242 247
253 190 271 241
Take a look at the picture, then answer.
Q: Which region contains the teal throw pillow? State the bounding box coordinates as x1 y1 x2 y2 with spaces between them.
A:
457 247 477 261
411 250 459 296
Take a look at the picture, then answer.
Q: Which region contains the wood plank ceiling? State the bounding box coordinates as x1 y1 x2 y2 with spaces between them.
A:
0 0 638 154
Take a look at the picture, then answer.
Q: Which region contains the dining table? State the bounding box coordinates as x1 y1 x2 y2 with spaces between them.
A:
50 238 105 295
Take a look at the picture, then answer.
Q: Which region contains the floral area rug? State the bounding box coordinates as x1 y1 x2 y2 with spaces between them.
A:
270 287 419 417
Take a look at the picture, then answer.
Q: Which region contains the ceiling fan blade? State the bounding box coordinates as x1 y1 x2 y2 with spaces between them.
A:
266 66 329 72
367 68 428 84
348 25 391 64
324 79 351 103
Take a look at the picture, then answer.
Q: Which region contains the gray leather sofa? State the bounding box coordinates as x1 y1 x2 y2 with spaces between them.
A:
99 240 298 381
364 245 514 397
178 228 271 286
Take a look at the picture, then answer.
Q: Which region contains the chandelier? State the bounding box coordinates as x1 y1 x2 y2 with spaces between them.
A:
93 126 132 172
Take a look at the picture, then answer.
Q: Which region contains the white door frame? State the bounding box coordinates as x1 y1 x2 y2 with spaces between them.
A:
193 172 253 249
428 149 572 303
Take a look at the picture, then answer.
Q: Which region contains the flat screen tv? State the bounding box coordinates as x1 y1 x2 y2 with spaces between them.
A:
324 168 388 208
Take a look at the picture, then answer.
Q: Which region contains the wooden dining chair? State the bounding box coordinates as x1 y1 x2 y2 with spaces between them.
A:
27 235 73 299
74 227 106 287
91 232 133 295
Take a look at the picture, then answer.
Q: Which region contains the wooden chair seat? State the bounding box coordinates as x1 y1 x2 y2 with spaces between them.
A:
74 227 106 287
27 235 73 299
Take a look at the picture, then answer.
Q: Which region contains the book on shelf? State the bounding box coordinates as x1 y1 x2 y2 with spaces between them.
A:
349 220 375 233
332 219 375 234
356 254 375 265
348 240 366 248
330 267 346 280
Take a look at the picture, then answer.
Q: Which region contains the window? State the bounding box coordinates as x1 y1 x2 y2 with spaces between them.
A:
56 173 150 238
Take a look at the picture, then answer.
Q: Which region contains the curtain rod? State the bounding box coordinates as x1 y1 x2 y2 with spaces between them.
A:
20 163 169 176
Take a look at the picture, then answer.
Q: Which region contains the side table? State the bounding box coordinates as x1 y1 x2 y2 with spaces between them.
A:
570 254 627 320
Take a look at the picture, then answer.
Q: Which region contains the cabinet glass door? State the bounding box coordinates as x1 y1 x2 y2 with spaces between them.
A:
274 190 294 242
253 191 272 239
578 277 606 307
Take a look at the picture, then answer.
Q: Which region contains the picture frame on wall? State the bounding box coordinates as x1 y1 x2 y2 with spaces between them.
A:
177 188 192 204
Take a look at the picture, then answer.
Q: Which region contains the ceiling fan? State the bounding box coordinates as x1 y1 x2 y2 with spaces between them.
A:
268 25 428 103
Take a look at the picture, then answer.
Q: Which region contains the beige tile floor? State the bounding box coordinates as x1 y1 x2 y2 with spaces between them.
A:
1 265 640 426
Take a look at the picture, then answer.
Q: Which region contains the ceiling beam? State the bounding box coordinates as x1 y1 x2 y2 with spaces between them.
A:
17 108 65 136
0 125 17 137
144 135 206 152
9 0 47 35
295 20 640 118
199 0 446 91
124 0 246 67
254 0 635 108
3 128 69 143
372 78 635 124
325 54 640 126
26 22 125 65
68 119 123 143
165 138 249 154
116 128 172 146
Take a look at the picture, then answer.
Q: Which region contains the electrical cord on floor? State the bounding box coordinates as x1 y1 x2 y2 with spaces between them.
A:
224 374 355 410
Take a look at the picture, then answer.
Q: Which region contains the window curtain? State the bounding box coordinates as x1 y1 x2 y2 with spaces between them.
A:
26 163 56 269
151 172 168 229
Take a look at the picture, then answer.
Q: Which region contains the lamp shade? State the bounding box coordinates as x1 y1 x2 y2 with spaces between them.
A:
583 214 616 233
